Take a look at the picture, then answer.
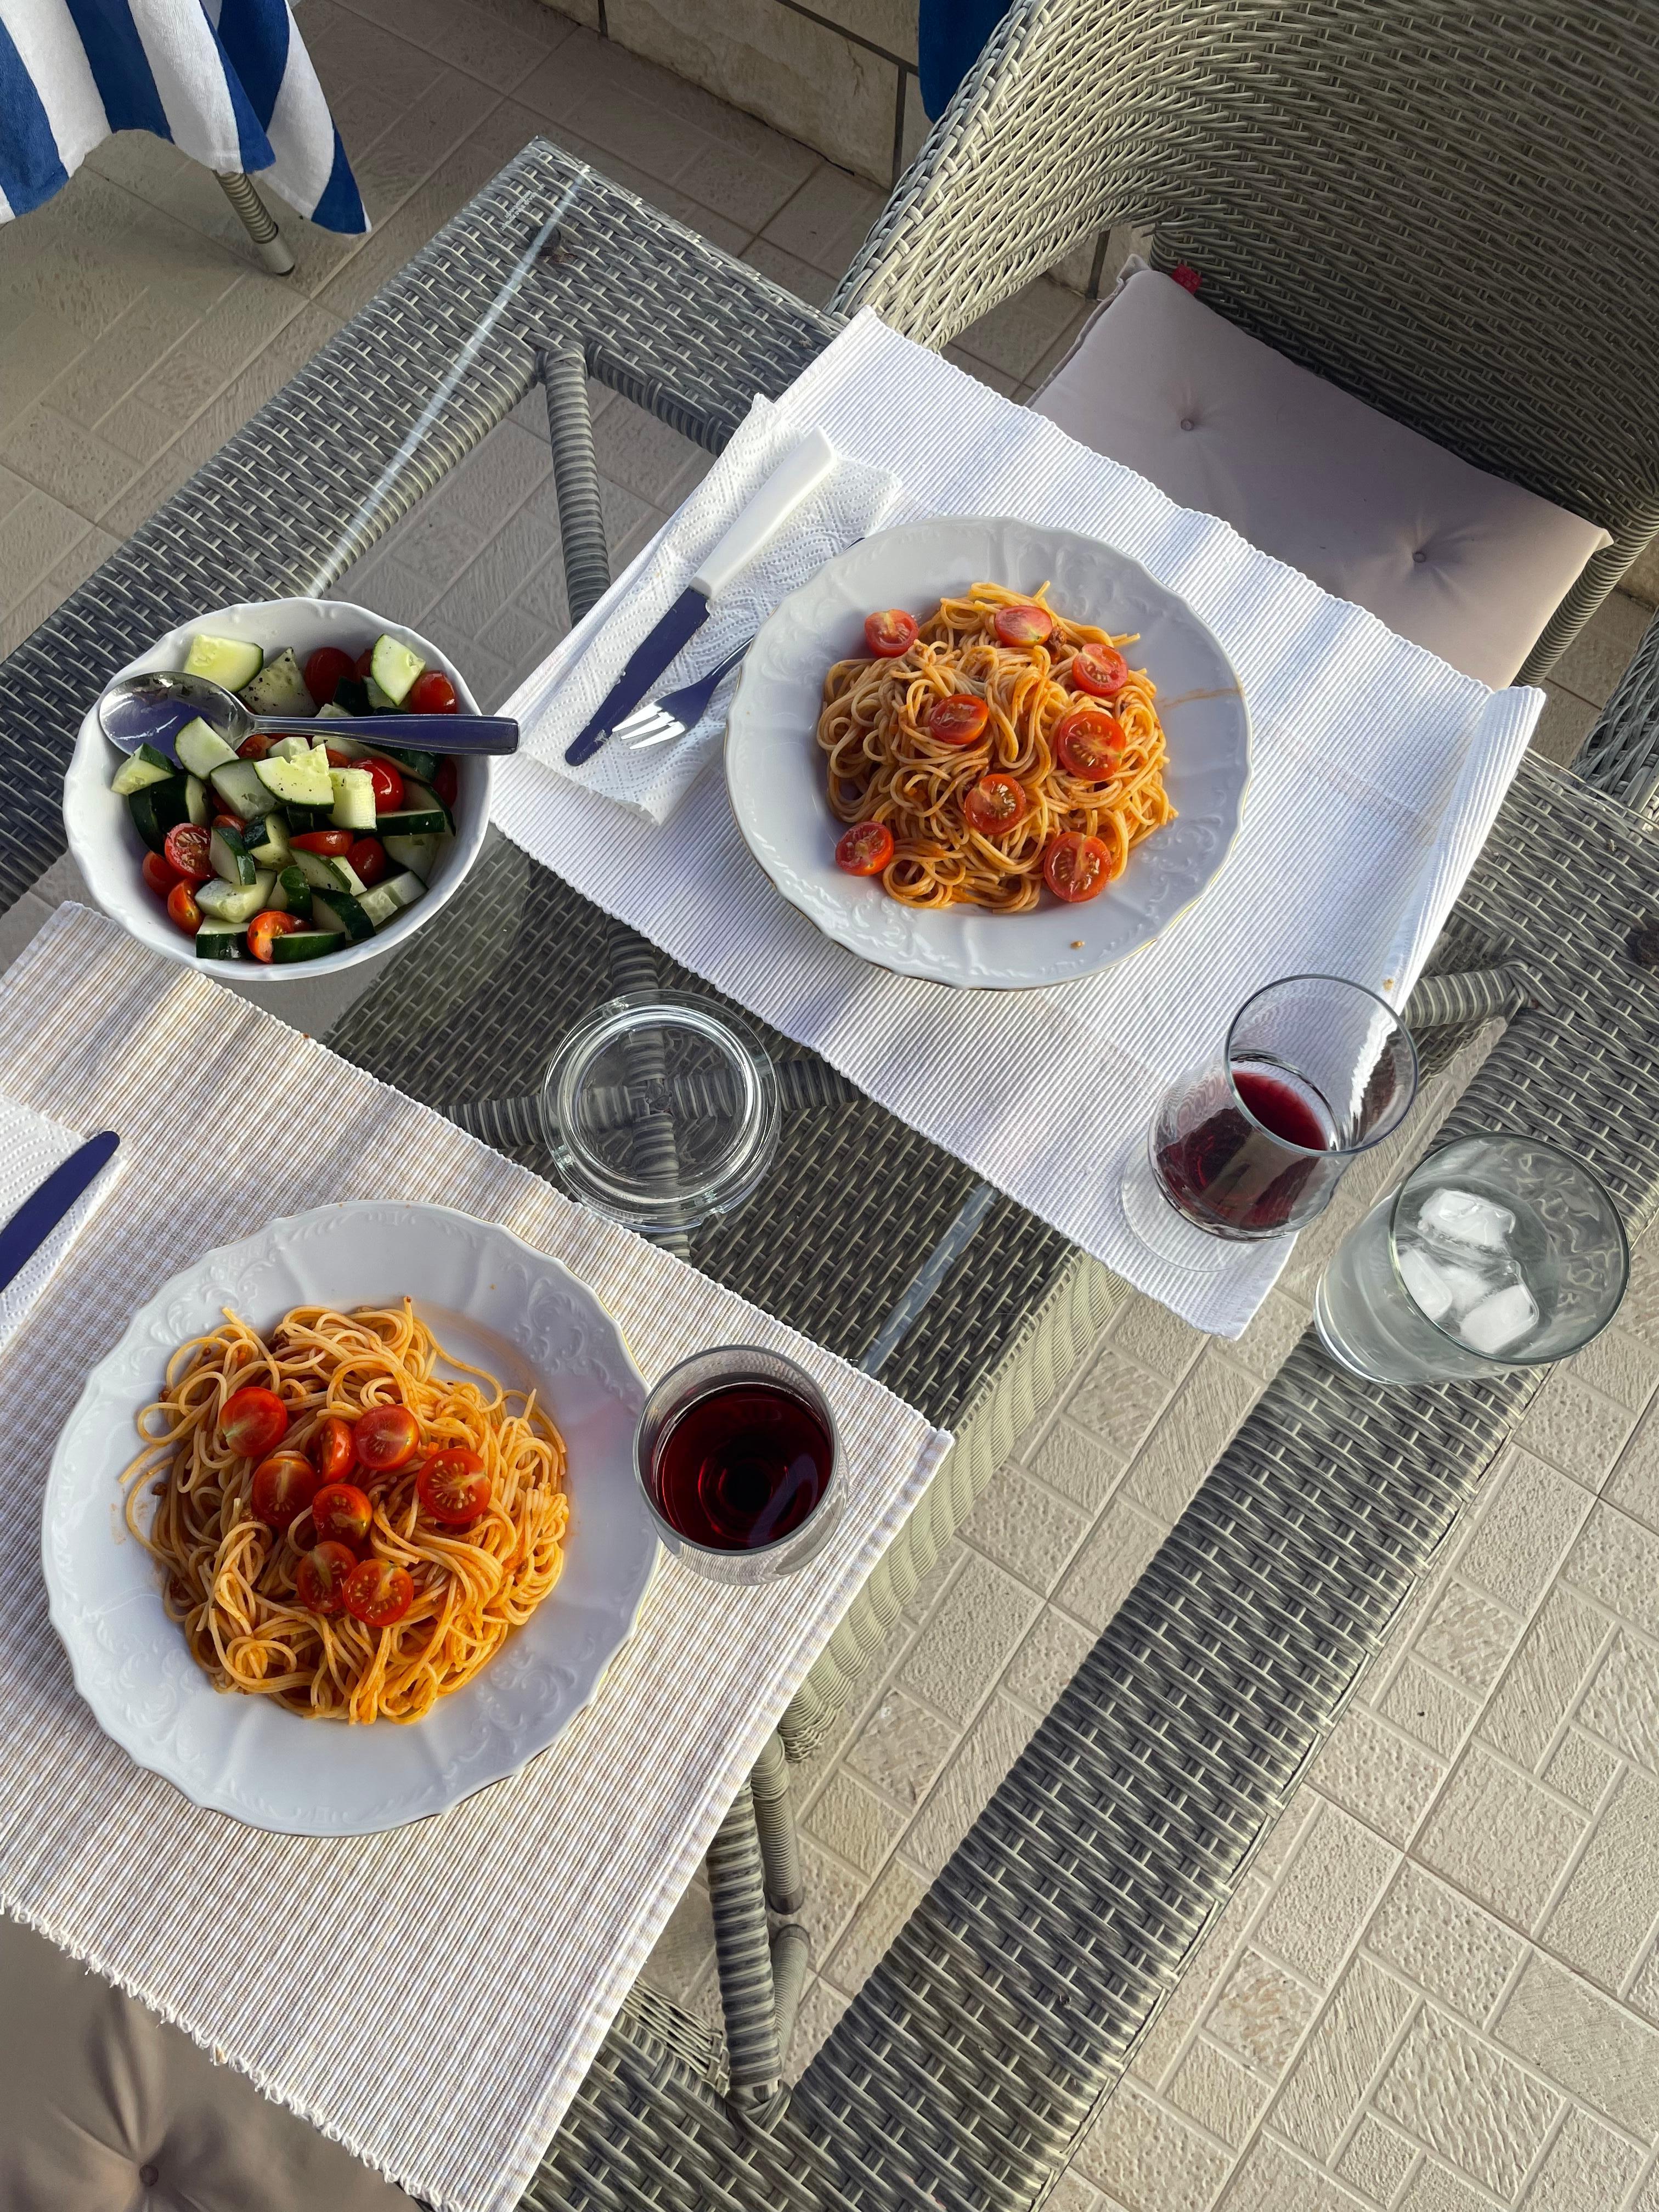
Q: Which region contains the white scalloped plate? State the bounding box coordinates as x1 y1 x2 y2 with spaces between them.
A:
42 1204 657 1836
725 517 1251 989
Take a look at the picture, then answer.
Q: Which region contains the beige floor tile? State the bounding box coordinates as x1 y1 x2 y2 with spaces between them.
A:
342 0 568 91
0 488 87 605
742 236 838 308
1550 590 1653 710
759 160 885 277
1531 682 1599 768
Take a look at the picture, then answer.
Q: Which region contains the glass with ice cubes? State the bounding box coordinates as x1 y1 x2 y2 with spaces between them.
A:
1313 1133 1628 1384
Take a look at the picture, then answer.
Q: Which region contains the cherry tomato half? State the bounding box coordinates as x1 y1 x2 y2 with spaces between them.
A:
417 1447 492 1528
312 1481 374 1551
142 851 178 899
360 757 403 814
962 774 1029 835
863 609 918 658
307 1414 357 1482
295 1541 357 1615
347 836 387 888
994 603 1054 647
250 1453 318 1533
221 1383 289 1459
1070 643 1130 697
290 828 353 856
407 670 458 714
1054 707 1126 780
344 1558 414 1628
236 732 272 761
431 758 459 811
353 1404 420 1475
835 821 895 876
247 910 298 963
352 648 376 681
163 823 213 884
303 646 355 709
1042 831 1116 904
926 694 990 747
165 882 200 935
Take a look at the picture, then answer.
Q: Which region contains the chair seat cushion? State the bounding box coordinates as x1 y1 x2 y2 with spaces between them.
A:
1030 267 1610 686
0 1915 413 2212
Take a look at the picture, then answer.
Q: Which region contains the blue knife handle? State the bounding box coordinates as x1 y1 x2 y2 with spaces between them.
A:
564 588 708 767
0 1129 120 1297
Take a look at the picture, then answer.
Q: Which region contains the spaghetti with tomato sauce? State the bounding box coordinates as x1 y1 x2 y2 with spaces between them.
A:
819 582 1175 911
121 1301 568 1724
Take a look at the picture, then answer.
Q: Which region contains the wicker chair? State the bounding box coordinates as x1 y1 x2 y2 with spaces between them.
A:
831 0 1659 684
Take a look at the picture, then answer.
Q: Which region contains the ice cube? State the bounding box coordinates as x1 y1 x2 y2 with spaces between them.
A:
1458 1282 1540 1357
1418 1187 1515 1254
1397 1242 1496 1323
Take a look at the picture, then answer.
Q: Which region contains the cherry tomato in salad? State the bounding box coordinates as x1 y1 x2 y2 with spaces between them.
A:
994 603 1054 646
407 669 458 713
353 648 375 681
247 910 299 963
142 851 178 899
1070 642 1130 697
347 836 387 887
359 757 403 813
211 814 245 835
236 731 271 760
250 1453 318 1532
863 609 918 658
1054 707 1125 780
344 1558 414 1628
417 1447 492 1527
431 758 459 811
1042 831 1115 903
312 1481 374 1551
221 1384 289 1458
835 821 895 876
353 1404 420 1474
290 828 353 856
303 647 356 708
165 882 200 935
163 823 212 883
307 1414 357 1482
962 774 1029 835
295 1541 357 1615
926 693 990 747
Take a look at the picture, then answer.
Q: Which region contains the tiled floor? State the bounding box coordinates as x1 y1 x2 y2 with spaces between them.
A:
5 5 1659 2210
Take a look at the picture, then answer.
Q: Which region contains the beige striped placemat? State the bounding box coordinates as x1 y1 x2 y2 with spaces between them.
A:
0 904 950 2212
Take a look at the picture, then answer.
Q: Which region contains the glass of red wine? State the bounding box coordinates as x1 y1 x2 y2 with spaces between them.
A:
635 1346 845 1584
1127 975 1418 1268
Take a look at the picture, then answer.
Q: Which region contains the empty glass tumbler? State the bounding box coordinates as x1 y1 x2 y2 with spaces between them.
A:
1314 1132 1629 1384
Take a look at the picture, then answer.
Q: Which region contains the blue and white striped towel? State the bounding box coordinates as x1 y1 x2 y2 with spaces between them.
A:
0 0 366 230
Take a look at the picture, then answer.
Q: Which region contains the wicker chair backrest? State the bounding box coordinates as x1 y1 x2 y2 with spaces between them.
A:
833 0 1659 679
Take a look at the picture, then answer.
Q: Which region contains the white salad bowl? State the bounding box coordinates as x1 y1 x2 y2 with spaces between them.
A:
64 596 491 984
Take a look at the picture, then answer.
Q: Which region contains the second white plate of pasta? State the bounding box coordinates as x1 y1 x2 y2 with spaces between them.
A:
41 1203 658 1836
725 516 1251 989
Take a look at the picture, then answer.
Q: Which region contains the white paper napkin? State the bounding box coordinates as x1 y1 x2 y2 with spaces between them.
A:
0 1095 120 1355
517 403 915 821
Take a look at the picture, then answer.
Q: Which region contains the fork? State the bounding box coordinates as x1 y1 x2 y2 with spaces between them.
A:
615 639 752 750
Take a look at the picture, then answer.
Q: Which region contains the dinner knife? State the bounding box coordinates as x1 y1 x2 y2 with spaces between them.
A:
564 427 838 766
0 1130 120 1298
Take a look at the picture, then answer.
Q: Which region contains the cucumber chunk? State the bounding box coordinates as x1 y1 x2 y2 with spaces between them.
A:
195 872 276 924
291 848 352 893
332 677 370 715
208 759 273 820
247 815 291 867
363 677 401 713
370 741 441 785
275 864 313 921
308 889 375 944
381 832 437 879
208 822 258 885
110 752 174 797
194 920 247 961
256 748 334 807
359 872 426 930
270 733 313 763
174 717 238 777
269 929 344 964
184 775 209 827
184 634 263 691
376 803 447 838
128 776 193 852
329 766 376 832
238 647 313 718
369 634 425 704
281 799 335 832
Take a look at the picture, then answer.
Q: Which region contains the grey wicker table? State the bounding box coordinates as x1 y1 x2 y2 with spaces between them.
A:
7 140 1659 2212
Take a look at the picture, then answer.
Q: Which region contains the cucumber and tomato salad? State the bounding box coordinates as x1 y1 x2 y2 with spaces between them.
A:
113 629 461 964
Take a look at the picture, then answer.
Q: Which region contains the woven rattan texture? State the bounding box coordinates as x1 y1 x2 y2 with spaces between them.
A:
834 0 1659 679
0 142 837 911
1576 603 1659 816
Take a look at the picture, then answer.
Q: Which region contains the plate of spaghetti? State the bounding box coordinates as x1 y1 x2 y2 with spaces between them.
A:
42 1202 657 1835
725 516 1250 989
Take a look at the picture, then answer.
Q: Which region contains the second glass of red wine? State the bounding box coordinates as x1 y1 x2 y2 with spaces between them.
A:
635 1346 845 1584
1138 976 1418 1257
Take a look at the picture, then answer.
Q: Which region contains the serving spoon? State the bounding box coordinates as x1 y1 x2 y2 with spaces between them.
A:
98 668 520 757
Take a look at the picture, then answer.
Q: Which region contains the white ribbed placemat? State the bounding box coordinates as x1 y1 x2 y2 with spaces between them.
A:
0 904 949 2212
493 309 1543 1337
0 1092 120 1355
